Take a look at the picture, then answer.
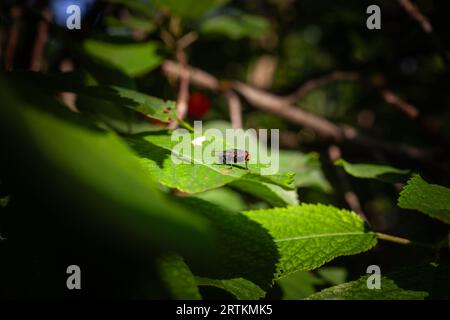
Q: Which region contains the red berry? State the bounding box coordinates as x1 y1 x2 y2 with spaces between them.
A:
188 92 211 118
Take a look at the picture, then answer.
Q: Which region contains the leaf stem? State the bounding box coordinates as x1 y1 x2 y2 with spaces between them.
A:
176 117 194 131
376 232 434 249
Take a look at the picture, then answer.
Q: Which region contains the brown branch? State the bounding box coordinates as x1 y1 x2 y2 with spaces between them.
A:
233 81 344 141
59 59 78 112
380 88 419 119
161 60 437 162
398 0 433 33
5 6 22 71
30 9 50 72
328 145 369 223
169 51 190 129
285 71 419 119
162 59 220 91
284 71 359 103
224 90 243 129
397 0 448 69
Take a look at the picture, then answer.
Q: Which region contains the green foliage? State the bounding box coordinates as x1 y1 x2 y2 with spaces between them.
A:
230 177 299 207
335 159 410 182
85 86 177 123
279 151 332 193
243 204 378 278
278 271 325 300
200 13 270 39
307 277 427 300
158 254 202 300
192 188 246 211
398 174 450 224
0 76 214 261
83 40 161 77
152 0 229 19
307 264 450 300
196 277 265 300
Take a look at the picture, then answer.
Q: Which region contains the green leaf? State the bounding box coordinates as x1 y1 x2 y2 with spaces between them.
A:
0 75 214 261
196 277 265 300
279 151 332 193
83 86 177 123
177 197 279 291
243 204 377 279
152 0 229 19
398 174 450 224
317 267 348 285
126 132 248 193
230 177 299 207
192 188 246 211
278 271 325 300
335 159 409 182
83 40 162 77
200 13 270 40
158 254 202 300
307 277 426 300
306 264 450 300
11 72 176 130
126 131 289 194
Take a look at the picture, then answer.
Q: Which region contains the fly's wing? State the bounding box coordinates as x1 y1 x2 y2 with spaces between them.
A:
216 151 227 164
217 150 246 164
234 149 246 163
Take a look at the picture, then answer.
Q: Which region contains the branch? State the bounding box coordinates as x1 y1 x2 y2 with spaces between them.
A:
328 145 369 223
379 88 419 119
398 0 449 69
283 71 359 103
30 9 50 72
161 60 437 162
169 51 190 129
224 90 243 129
162 59 220 91
398 0 433 33
232 81 344 141
5 6 22 71
285 71 419 119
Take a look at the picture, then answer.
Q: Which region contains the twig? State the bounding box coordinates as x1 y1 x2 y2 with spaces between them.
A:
59 59 78 112
233 80 344 140
380 88 419 119
398 0 449 69
5 6 21 71
377 232 434 249
177 31 198 50
162 59 220 91
285 71 419 119
328 145 369 223
224 90 243 129
284 71 359 103
169 51 190 129
30 9 50 72
398 0 433 33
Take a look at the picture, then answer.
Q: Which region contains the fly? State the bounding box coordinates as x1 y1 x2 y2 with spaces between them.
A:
217 149 250 169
